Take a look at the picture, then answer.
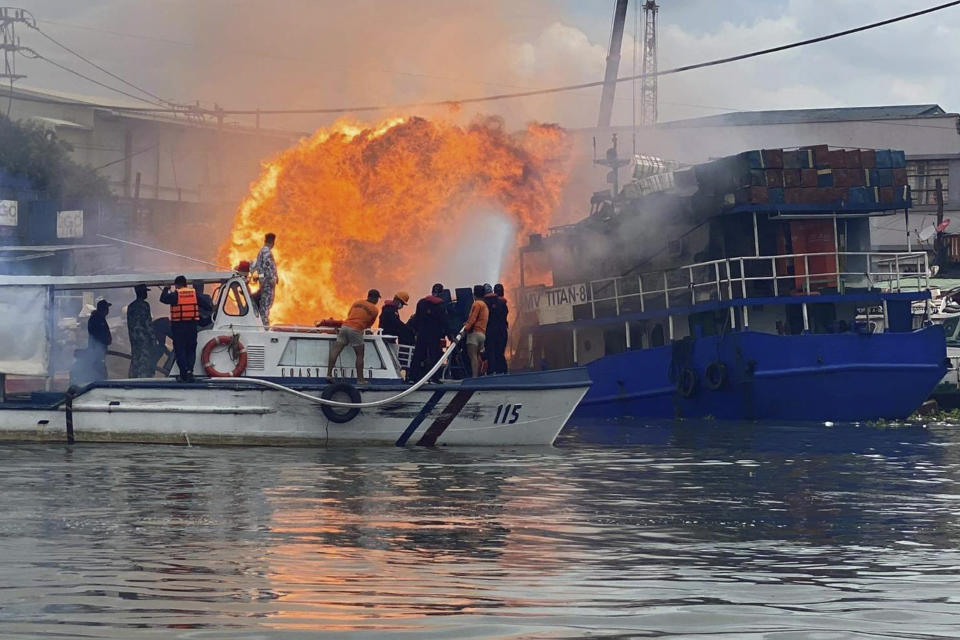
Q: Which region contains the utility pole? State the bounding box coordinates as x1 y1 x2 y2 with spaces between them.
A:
640 1 658 127
0 8 36 116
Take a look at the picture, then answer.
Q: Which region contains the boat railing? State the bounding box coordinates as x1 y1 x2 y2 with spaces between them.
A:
571 251 929 320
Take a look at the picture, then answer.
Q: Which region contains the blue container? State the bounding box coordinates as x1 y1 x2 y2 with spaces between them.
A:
768 187 785 204
877 169 894 187
848 186 872 204
740 150 764 169
876 149 893 168
890 150 906 168
817 170 834 187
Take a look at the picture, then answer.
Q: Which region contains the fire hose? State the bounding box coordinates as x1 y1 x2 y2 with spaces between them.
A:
208 327 467 408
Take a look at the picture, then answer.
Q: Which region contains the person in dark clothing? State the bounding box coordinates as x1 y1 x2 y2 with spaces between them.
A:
160 275 200 382
87 299 112 380
127 284 155 378
194 280 214 329
408 283 450 382
484 283 509 375
379 291 413 345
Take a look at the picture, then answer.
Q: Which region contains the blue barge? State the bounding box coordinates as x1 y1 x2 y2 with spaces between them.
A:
515 145 946 423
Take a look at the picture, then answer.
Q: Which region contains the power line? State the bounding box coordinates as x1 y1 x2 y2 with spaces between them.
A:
28 25 171 107
116 0 960 117
25 51 167 107
11 0 960 119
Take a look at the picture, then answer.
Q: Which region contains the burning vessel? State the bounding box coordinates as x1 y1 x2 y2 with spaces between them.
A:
514 143 946 423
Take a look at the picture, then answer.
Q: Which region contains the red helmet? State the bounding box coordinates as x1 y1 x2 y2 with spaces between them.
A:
236 260 251 273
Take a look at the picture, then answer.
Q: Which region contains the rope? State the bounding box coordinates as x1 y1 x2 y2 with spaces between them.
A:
208 327 466 408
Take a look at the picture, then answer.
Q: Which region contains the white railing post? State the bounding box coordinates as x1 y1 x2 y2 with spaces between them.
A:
804 255 811 293
688 266 695 305
613 278 620 316
895 255 901 292
714 262 722 301
771 256 778 296
726 260 734 301
663 271 670 309
802 303 809 332
638 275 645 312
740 257 747 299
625 321 631 349
590 282 597 318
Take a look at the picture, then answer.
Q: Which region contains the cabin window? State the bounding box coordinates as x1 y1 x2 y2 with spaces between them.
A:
222 281 249 317
279 338 386 370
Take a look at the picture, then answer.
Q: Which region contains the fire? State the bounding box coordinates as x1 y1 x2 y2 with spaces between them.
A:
218 115 571 324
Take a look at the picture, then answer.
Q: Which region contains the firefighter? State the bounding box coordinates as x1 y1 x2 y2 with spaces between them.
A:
408 283 449 382
326 289 381 384
379 291 413 345
463 284 490 377
126 284 155 378
160 275 200 382
484 282 509 374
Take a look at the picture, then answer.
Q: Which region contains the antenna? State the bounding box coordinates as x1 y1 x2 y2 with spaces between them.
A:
640 1 659 127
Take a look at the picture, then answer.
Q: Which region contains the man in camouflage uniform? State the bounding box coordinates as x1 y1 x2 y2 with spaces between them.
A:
127 284 156 378
251 232 278 326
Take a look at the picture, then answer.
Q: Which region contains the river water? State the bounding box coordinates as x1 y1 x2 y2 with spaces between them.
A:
1 421 959 639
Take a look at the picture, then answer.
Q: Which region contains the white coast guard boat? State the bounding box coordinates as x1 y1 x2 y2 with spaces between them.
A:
0 270 589 446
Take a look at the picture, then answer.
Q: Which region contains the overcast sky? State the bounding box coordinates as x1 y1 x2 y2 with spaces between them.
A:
10 0 960 131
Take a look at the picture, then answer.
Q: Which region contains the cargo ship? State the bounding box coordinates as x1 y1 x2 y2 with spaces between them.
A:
514 143 946 423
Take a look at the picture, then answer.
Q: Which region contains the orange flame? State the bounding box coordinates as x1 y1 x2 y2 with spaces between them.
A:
218 115 571 324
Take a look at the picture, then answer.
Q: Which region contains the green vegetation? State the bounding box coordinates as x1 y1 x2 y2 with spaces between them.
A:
0 116 110 200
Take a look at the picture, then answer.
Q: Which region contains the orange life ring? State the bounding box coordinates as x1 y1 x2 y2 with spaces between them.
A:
202 335 248 377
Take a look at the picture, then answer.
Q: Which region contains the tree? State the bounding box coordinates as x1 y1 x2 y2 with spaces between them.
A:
0 116 110 200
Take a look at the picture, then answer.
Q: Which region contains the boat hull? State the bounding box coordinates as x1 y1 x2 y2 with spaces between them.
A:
0 369 589 447
575 327 947 423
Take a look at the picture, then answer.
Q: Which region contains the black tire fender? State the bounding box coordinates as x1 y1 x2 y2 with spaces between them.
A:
320 382 362 423
704 361 728 391
677 367 699 398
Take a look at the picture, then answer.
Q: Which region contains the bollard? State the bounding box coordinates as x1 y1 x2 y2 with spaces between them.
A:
64 386 75 445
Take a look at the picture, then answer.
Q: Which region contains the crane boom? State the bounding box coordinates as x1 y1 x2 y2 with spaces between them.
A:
596 0 629 128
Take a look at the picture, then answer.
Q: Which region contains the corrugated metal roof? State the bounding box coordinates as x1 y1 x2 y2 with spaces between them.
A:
659 105 948 128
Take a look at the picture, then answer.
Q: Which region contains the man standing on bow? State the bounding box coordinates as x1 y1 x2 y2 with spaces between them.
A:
127 284 155 378
160 275 200 382
251 232 278 326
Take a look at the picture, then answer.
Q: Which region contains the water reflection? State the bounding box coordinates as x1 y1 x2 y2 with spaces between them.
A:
0 422 958 637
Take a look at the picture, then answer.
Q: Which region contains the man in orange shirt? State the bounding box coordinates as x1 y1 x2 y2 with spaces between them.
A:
463 284 490 377
327 289 381 384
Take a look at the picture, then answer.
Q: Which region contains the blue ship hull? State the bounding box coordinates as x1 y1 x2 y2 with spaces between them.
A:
575 326 947 423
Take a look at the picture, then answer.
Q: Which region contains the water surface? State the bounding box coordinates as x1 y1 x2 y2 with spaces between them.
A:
1 421 959 638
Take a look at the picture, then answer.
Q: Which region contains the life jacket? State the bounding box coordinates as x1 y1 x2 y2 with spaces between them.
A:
170 287 200 322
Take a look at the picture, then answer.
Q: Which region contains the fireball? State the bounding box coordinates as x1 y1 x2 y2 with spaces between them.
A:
218 115 571 324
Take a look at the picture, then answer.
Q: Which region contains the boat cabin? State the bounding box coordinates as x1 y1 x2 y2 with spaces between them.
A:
0 271 406 400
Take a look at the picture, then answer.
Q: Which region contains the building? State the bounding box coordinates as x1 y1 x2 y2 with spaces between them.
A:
0 85 303 274
578 104 960 252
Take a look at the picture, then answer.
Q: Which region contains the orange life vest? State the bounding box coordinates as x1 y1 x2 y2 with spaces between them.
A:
170 287 200 322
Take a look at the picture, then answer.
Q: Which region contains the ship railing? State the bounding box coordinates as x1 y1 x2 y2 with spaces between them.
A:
580 251 929 320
